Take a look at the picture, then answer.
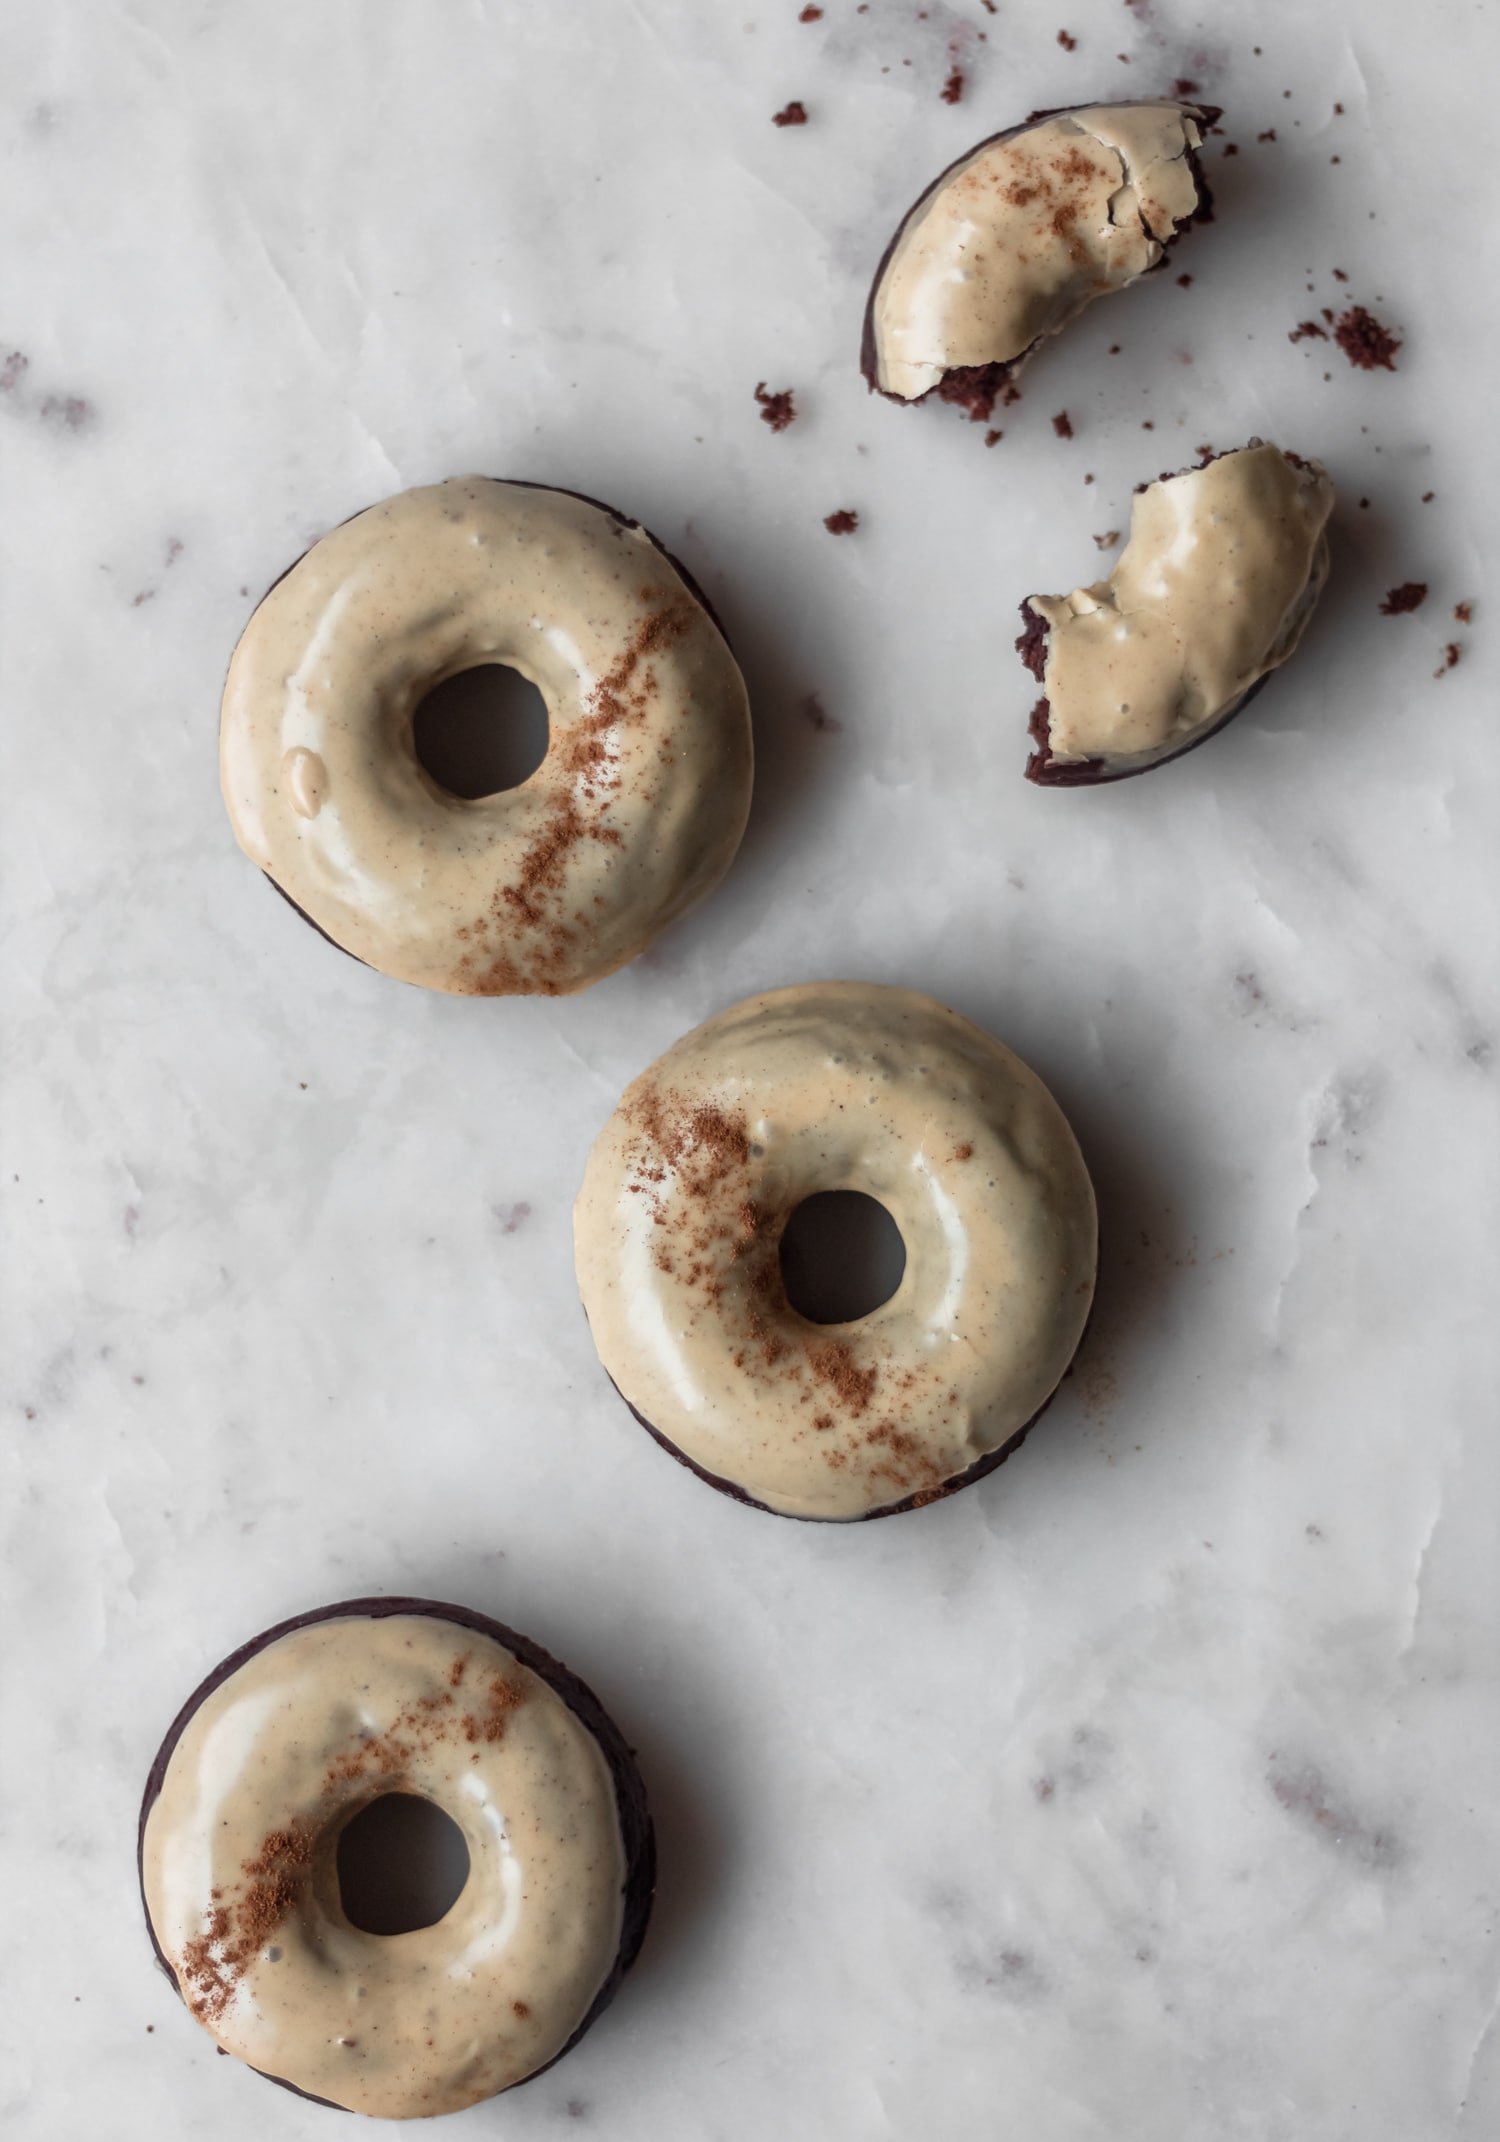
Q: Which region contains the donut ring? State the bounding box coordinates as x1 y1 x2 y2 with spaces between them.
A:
574 982 1098 1521
139 1597 653 2119
220 478 753 995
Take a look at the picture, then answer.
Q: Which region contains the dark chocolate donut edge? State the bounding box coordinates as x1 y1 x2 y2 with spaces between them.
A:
139 1594 656 2113
859 98 1221 419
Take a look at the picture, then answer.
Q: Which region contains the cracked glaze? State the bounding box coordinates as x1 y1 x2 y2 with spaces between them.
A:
870 103 1211 400
1026 444 1334 771
574 982 1097 1520
220 478 753 995
140 1611 627 2119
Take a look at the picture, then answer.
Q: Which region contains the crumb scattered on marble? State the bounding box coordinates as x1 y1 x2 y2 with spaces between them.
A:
940 65 966 104
772 100 808 127
822 508 858 535
1454 600 1473 624
1051 410 1074 439
801 692 841 734
1093 529 1121 549
753 382 796 432
1379 581 1427 616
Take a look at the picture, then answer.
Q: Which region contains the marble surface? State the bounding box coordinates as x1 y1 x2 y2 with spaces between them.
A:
3 1 1497 2134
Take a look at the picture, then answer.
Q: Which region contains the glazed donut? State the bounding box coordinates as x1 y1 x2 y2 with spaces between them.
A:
220 478 753 995
1018 443 1335 783
139 1597 653 2119
862 100 1217 422
574 982 1097 1521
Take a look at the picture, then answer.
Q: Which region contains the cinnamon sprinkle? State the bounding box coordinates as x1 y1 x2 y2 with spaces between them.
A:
176 1655 528 2020
459 603 690 992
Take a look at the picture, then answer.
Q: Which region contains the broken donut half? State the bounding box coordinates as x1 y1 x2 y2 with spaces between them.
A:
862 99 1218 423
1019 442 1336 785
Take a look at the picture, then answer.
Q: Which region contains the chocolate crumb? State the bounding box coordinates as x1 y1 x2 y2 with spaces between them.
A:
1257 128 1277 142
772 100 808 127
1434 643 1462 676
1051 410 1074 439
1334 101 1344 113
1222 143 1239 156
1173 76 1199 96
1333 305 1400 371
823 508 859 535
1421 491 1435 504
1379 582 1428 616
1455 601 1473 624
984 428 1003 446
1177 272 1193 287
801 692 841 733
754 382 796 433
1289 319 1329 344
1332 267 1349 281
798 3 823 17
1108 343 1121 355
1058 30 1078 50
940 66 966 104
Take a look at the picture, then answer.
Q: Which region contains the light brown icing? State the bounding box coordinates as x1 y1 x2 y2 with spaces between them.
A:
871 103 1209 399
574 982 1097 1521
141 1613 627 2119
220 478 753 995
1027 444 1335 768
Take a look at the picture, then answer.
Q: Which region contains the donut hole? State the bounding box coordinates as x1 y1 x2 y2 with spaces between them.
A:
412 664 550 798
336 1793 470 1935
778 1191 907 1324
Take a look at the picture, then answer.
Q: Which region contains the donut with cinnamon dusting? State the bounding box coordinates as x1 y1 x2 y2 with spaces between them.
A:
139 1597 653 2117
220 478 752 994
574 982 1097 1521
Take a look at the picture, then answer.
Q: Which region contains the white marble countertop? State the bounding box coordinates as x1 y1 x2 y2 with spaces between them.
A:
3 1 1497 2135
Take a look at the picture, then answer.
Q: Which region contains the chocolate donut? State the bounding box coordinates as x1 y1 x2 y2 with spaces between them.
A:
1018 442 1335 783
220 478 753 995
139 1597 654 2118
574 982 1097 1521
862 99 1217 421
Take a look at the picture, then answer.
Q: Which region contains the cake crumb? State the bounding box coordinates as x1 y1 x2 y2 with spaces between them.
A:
798 4 823 17
1093 529 1121 549
1455 600 1473 624
984 428 1003 447
1379 582 1428 616
1434 643 1462 676
772 100 808 127
1177 272 1193 287
1289 319 1328 344
753 382 796 433
1173 76 1199 96
1334 304 1400 371
1057 30 1078 50
1257 128 1277 142
940 66 966 104
1051 410 1074 439
823 508 859 535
